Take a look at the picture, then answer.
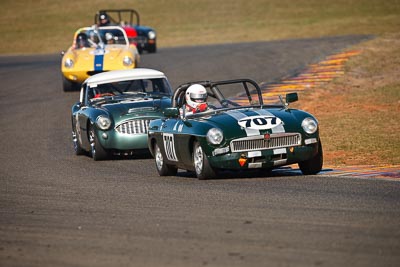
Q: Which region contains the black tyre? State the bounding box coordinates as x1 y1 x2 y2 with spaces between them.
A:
299 140 323 175
62 76 78 92
154 142 177 176
193 141 216 180
148 43 157 53
72 126 85 156
88 125 108 161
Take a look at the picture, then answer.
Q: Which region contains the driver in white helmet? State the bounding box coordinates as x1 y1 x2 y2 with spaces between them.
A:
184 84 209 114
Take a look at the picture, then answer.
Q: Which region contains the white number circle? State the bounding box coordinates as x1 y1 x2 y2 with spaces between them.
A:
238 116 282 130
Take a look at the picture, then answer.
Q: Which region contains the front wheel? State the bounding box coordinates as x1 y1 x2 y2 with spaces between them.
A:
148 43 157 53
72 127 85 156
89 125 108 161
62 76 78 92
154 142 177 176
193 141 217 180
298 140 323 175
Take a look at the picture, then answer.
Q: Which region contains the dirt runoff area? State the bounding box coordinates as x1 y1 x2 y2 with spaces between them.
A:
292 33 400 167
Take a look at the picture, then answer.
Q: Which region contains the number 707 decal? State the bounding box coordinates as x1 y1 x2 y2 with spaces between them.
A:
238 116 283 130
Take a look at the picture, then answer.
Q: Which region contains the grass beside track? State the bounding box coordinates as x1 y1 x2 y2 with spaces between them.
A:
1 0 399 54
1 0 399 166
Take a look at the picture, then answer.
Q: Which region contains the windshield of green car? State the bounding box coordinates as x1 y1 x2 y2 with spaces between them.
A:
88 78 172 102
180 80 279 119
207 82 261 108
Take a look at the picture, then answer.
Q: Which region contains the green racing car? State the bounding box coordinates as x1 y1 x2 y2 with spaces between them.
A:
147 78 323 179
71 68 172 160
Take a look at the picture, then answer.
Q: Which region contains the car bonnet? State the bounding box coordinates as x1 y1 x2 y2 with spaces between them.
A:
97 97 170 122
194 108 300 139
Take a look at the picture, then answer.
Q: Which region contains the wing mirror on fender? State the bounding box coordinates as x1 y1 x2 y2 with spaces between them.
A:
286 92 298 103
279 92 298 110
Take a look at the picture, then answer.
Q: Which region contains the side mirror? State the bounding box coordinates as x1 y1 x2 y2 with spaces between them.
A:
163 107 179 118
286 92 298 103
72 102 81 113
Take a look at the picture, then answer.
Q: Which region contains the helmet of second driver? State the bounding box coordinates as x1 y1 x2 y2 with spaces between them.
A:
76 32 89 48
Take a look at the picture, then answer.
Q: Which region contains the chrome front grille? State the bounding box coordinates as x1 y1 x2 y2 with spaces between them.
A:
115 119 150 135
230 133 301 153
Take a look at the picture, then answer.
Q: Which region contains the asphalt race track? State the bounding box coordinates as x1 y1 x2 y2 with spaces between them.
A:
1 35 400 267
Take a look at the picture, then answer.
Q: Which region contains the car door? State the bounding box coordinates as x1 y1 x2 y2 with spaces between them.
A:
160 117 197 168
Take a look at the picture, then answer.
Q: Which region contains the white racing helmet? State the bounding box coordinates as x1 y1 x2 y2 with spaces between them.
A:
105 32 114 41
185 84 208 112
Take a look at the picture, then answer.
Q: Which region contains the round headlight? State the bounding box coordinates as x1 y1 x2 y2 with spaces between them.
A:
301 117 318 134
64 58 74 68
148 31 156 39
206 128 223 145
123 56 133 66
96 116 112 130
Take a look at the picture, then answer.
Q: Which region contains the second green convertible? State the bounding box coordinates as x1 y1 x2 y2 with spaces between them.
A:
71 68 173 160
147 79 323 179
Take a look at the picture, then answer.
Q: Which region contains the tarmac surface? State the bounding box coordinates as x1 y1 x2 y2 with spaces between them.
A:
1 35 399 267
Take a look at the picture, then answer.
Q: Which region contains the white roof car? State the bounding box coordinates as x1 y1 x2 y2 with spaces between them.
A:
85 68 167 87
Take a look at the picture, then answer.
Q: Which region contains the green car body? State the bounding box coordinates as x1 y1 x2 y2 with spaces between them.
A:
71 68 172 160
148 79 323 179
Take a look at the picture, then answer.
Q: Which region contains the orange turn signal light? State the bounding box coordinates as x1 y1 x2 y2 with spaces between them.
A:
239 158 247 167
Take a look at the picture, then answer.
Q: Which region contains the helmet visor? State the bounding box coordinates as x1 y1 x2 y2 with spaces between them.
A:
190 92 207 101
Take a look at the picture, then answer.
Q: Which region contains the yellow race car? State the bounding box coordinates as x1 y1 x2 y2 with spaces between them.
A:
61 26 140 91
